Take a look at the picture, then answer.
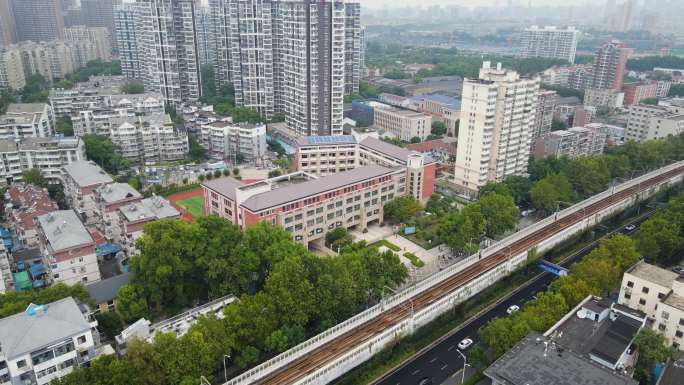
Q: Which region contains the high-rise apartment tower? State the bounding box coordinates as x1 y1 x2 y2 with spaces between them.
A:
520 26 580 64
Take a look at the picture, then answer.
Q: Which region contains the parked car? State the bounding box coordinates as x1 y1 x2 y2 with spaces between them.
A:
507 305 520 315
458 338 473 350
673 266 684 275
624 224 637 232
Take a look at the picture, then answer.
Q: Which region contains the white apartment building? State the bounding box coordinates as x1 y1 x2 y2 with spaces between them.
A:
114 3 143 80
108 113 189 163
533 125 607 160
62 161 114 226
618 260 684 350
454 62 540 195
0 298 99 385
64 26 112 63
584 88 625 109
0 104 54 140
373 103 431 142
531 90 557 146
626 104 684 142
36 210 101 285
520 26 580 64
211 0 362 136
93 183 143 242
200 120 267 165
0 137 85 185
118 196 180 258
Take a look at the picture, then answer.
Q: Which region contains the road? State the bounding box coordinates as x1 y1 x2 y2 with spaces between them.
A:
372 217 649 385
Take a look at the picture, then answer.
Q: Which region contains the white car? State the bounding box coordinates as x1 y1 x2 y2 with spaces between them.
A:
458 338 473 350
507 305 520 315
625 224 637 232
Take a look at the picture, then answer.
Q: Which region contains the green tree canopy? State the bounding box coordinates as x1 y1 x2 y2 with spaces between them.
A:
21 168 47 187
383 196 422 223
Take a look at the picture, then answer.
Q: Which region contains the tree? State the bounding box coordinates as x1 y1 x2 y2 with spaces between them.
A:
479 181 512 198
567 157 610 196
431 121 446 137
633 329 679 385
634 216 681 262
641 97 658 105
478 192 519 237
503 176 532 205
82 134 129 175
116 284 149 322
21 168 47 187
551 117 567 131
383 196 422 223
440 203 486 252
232 107 263 124
410 136 421 144
95 312 124 340
56 116 74 136
468 345 490 369
187 136 206 162
530 174 575 213
121 81 145 94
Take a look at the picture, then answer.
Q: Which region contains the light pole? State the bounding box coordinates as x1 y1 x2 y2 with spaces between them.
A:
554 200 576 221
223 354 231 383
455 348 470 384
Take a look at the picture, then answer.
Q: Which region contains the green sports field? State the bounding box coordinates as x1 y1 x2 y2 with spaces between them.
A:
175 196 204 219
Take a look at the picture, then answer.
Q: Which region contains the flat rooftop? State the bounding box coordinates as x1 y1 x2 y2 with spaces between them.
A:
625 260 678 289
37 210 93 251
484 332 638 385
63 161 113 188
662 291 684 312
410 94 461 110
202 177 245 201
97 183 141 204
297 135 357 147
5 103 47 114
119 196 180 223
359 137 416 163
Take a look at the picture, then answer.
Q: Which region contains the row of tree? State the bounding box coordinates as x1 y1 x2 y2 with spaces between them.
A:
634 192 684 263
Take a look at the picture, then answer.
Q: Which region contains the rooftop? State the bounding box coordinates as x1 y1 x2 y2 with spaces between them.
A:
242 165 400 212
0 136 82 152
37 210 93 251
119 196 180 223
96 183 142 204
297 135 357 147
410 94 461 110
626 260 678 289
662 292 684 312
0 297 91 359
202 177 245 201
6 183 58 230
5 103 47 114
63 161 113 188
359 137 416 163
406 139 457 156
86 273 131 304
590 315 642 366
657 352 684 385
484 332 637 385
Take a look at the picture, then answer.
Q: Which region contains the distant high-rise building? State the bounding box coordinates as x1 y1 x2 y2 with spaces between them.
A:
520 26 580 64
117 0 202 106
64 26 112 62
212 0 362 137
531 90 558 146
11 0 65 42
454 62 540 195
81 0 117 48
590 40 630 91
194 2 216 67
0 0 14 46
610 0 632 32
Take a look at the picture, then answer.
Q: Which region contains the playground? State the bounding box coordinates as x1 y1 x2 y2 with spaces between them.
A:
167 188 204 221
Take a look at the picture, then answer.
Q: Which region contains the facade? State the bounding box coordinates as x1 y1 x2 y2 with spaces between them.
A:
618 260 684 349
520 26 580 64
0 298 99 385
0 0 13 46
80 0 117 48
5 183 58 249
114 3 143 79
296 135 359 177
64 26 112 63
532 90 558 146
200 120 267 165
0 136 85 185
11 0 64 43
591 40 630 91
584 88 625 109
212 0 362 136
93 183 143 242
623 81 671 106
0 104 54 140
454 62 540 195
533 125 607 160
409 94 461 136
36 210 101 285
372 103 431 141
117 196 180 258
0 48 25 90
108 113 189 163
194 3 216 67
625 103 684 142
62 161 114 226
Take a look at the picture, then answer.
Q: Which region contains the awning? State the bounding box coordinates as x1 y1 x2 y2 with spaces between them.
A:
28 264 46 279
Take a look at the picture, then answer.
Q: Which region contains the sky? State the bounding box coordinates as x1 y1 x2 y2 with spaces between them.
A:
362 0 587 8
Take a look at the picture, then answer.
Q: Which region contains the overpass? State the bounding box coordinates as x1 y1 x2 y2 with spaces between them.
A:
224 161 684 385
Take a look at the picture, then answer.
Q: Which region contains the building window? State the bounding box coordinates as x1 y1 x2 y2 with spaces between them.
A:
627 281 634 288
658 293 666 299
658 323 666 331
17 360 26 368
639 298 647 305
642 287 649 294
676 331 684 339
78 335 87 344
662 311 670 320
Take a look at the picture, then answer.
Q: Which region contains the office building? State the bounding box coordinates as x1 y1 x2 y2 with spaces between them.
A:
533 125 607 160
11 0 64 43
625 103 684 142
372 103 432 141
64 26 112 62
618 260 684 349
0 298 99 385
114 3 143 79
200 120 267 165
532 90 558 146
0 103 54 140
0 136 85 185
5 183 59 249
520 26 580 64
37 210 102 284
454 62 540 195
591 41 630 91
212 0 362 136
62 161 114 226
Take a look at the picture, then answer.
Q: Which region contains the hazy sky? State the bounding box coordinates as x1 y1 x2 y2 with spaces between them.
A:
362 0 587 8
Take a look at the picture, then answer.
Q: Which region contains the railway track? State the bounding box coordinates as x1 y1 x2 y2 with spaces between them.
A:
252 165 684 385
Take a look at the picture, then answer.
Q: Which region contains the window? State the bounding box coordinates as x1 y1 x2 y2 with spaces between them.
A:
658 323 666 331
294 214 303 221
316 207 324 214
662 311 670 320
642 287 649 294
626 280 634 288
658 293 666 299
78 335 87 344
679 318 684 326
307 210 315 217
17 360 26 368
284 217 293 224
639 298 647 305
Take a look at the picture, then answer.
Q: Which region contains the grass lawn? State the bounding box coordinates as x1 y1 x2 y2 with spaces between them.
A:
175 196 204 219
369 239 401 252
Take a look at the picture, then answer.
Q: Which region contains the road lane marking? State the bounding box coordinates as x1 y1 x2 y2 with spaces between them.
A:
448 345 455 351
441 364 448 371
429 357 437 363
411 369 420 376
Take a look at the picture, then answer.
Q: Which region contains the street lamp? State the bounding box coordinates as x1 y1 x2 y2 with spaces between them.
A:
554 201 576 221
223 355 231 383
455 348 470 384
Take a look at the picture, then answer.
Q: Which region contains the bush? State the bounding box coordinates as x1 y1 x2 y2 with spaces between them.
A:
95 312 124 340
370 239 401 252
403 252 424 267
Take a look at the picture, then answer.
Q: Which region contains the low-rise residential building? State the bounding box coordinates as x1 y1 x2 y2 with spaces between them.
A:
0 298 99 385
5 184 58 249
587 122 626 146
70 93 166 136
200 120 267 165
295 135 360 177
626 104 684 142
108 113 188 163
584 88 625 109
618 260 684 349
533 125 607 159
86 272 132 314
36 210 101 285
0 242 11 294
117 196 180 258
623 81 665 106
0 136 86 185
0 104 54 140
372 103 431 141
409 94 461 136
93 183 142 241
62 161 114 225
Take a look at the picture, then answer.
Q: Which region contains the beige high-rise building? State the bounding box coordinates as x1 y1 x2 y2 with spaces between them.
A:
0 0 14 46
64 26 112 62
454 62 540 195
0 48 25 90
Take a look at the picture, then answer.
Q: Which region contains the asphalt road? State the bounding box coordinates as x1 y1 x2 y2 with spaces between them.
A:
373 218 647 385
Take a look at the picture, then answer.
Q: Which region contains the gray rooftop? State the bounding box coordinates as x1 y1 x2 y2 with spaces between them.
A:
658 352 684 385
626 260 678 289
63 161 113 188
202 177 244 201
662 292 684 312
86 273 132 304
359 137 416 163
297 135 357 147
0 297 91 359
37 210 93 251
97 183 142 204
119 196 180 223
484 332 638 385
5 103 48 114
0 137 81 152
242 165 399 212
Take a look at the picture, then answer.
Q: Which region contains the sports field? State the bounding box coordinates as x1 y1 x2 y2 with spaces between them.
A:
174 195 204 219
